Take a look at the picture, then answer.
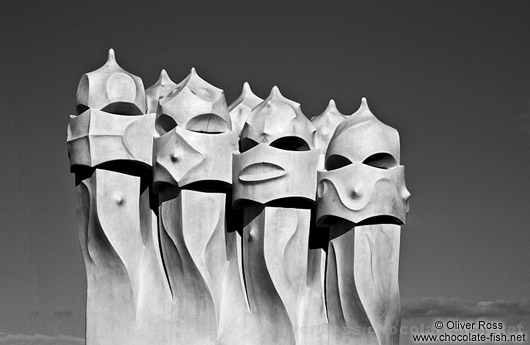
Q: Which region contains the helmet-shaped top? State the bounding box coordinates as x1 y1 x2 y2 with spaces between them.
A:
157 68 231 133
326 98 400 168
240 86 315 151
76 49 146 115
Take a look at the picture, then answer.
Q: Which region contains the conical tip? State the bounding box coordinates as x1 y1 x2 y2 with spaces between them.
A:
270 85 282 98
107 48 116 63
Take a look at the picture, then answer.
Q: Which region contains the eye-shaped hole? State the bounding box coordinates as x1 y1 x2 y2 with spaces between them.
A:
362 152 398 169
239 138 259 153
76 104 89 115
325 154 352 170
101 102 144 116
155 114 177 135
270 136 310 151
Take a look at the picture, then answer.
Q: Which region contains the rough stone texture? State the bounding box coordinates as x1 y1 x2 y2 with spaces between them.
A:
67 50 410 345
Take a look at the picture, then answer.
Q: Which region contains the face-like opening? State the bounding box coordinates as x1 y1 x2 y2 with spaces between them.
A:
76 104 89 115
270 136 310 151
101 102 144 116
239 138 259 153
362 152 398 169
186 113 228 133
325 154 352 171
356 215 403 226
155 114 178 135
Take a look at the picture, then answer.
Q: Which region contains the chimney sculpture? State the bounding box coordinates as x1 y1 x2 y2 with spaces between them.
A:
67 50 410 345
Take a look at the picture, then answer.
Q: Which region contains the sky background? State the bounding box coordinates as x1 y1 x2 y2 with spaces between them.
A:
1 1 529 343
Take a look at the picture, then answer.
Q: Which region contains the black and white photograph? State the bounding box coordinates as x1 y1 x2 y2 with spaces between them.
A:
1 1 529 344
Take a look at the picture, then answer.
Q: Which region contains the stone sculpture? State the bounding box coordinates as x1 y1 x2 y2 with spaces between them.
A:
67 50 410 345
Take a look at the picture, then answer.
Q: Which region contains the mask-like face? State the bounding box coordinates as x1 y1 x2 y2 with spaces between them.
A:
156 68 231 134
232 86 319 206
153 71 238 190
153 126 238 190
67 109 155 170
316 98 410 226
76 49 146 116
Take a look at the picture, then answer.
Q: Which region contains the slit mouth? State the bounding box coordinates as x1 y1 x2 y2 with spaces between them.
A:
181 180 231 193
94 160 152 178
356 215 403 226
101 102 144 115
317 214 403 228
270 136 310 151
233 197 315 210
238 162 285 182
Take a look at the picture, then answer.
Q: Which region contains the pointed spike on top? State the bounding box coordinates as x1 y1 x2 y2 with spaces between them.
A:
242 81 252 93
106 48 116 65
158 69 173 85
360 97 369 109
325 99 339 113
190 67 197 75
270 85 282 98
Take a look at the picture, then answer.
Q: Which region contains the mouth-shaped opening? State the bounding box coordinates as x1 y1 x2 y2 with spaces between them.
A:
265 197 315 209
186 113 229 133
182 180 231 193
233 197 314 210
101 102 144 116
270 136 310 151
317 214 403 227
94 160 152 178
238 162 285 182
356 215 403 226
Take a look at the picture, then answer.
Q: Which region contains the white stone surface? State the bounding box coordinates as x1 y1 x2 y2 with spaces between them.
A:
146 69 177 114
157 68 231 133
76 49 146 115
228 82 263 136
68 52 411 345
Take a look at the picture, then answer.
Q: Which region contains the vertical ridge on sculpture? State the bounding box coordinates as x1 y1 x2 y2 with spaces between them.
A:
68 51 411 345
152 67 239 344
316 98 410 345
233 86 324 345
311 99 347 169
229 82 263 136
68 49 172 345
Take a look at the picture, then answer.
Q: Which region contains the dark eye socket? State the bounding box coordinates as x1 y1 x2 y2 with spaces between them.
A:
270 137 310 151
326 154 352 170
362 152 398 169
155 114 177 135
239 138 259 153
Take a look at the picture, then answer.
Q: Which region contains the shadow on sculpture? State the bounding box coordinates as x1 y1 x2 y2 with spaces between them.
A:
67 49 410 345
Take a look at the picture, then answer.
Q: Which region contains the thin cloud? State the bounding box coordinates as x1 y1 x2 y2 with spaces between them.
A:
402 297 530 319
